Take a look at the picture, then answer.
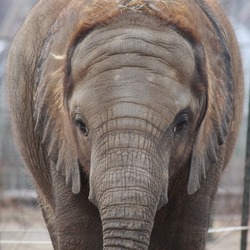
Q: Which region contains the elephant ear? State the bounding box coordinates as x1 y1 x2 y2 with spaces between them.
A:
186 6 235 195
33 15 81 194
34 63 81 194
187 52 233 195
187 97 231 195
186 0 236 195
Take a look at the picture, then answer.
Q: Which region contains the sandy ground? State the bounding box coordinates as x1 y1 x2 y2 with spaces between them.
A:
0 205 249 250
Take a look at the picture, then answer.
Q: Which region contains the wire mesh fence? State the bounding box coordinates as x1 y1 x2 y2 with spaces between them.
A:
0 0 249 249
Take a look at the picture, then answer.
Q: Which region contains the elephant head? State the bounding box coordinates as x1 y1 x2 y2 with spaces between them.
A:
33 1 236 249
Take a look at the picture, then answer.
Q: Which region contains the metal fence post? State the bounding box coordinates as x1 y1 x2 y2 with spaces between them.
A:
241 80 250 250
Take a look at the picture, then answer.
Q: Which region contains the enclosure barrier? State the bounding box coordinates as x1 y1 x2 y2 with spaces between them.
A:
240 72 250 250
0 226 249 245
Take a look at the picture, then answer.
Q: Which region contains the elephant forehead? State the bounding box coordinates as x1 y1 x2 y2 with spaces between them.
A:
70 13 196 88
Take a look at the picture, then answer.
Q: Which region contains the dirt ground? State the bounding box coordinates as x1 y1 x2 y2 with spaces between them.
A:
0 205 249 250
207 215 250 250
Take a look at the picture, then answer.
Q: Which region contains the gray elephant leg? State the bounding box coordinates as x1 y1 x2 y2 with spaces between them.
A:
39 199 58 249
167 196 210 249
150 166 218 250
51 167 102 249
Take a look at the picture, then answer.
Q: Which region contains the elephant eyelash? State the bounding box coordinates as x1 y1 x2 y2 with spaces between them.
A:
173 108 193 134
74 114 89 136
75 119 89 136
173 119 188 134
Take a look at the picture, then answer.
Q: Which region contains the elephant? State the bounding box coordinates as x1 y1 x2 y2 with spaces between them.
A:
6 0 243 249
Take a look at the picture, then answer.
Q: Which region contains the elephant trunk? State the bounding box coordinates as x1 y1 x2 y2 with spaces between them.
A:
99 170 160 249
89 133 168 249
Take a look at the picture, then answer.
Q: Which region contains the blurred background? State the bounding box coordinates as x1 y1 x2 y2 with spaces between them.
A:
0 0 249 249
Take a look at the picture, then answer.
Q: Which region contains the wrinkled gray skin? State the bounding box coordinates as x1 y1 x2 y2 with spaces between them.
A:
6 0 243 249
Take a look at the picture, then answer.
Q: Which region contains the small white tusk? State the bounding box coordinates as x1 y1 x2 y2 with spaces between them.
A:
51 53 66 60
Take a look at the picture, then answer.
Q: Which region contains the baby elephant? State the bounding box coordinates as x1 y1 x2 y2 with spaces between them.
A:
6 0 243 249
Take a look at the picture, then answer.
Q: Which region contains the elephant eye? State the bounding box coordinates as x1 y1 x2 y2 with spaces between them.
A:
173 109 192 134
75 118 89 136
